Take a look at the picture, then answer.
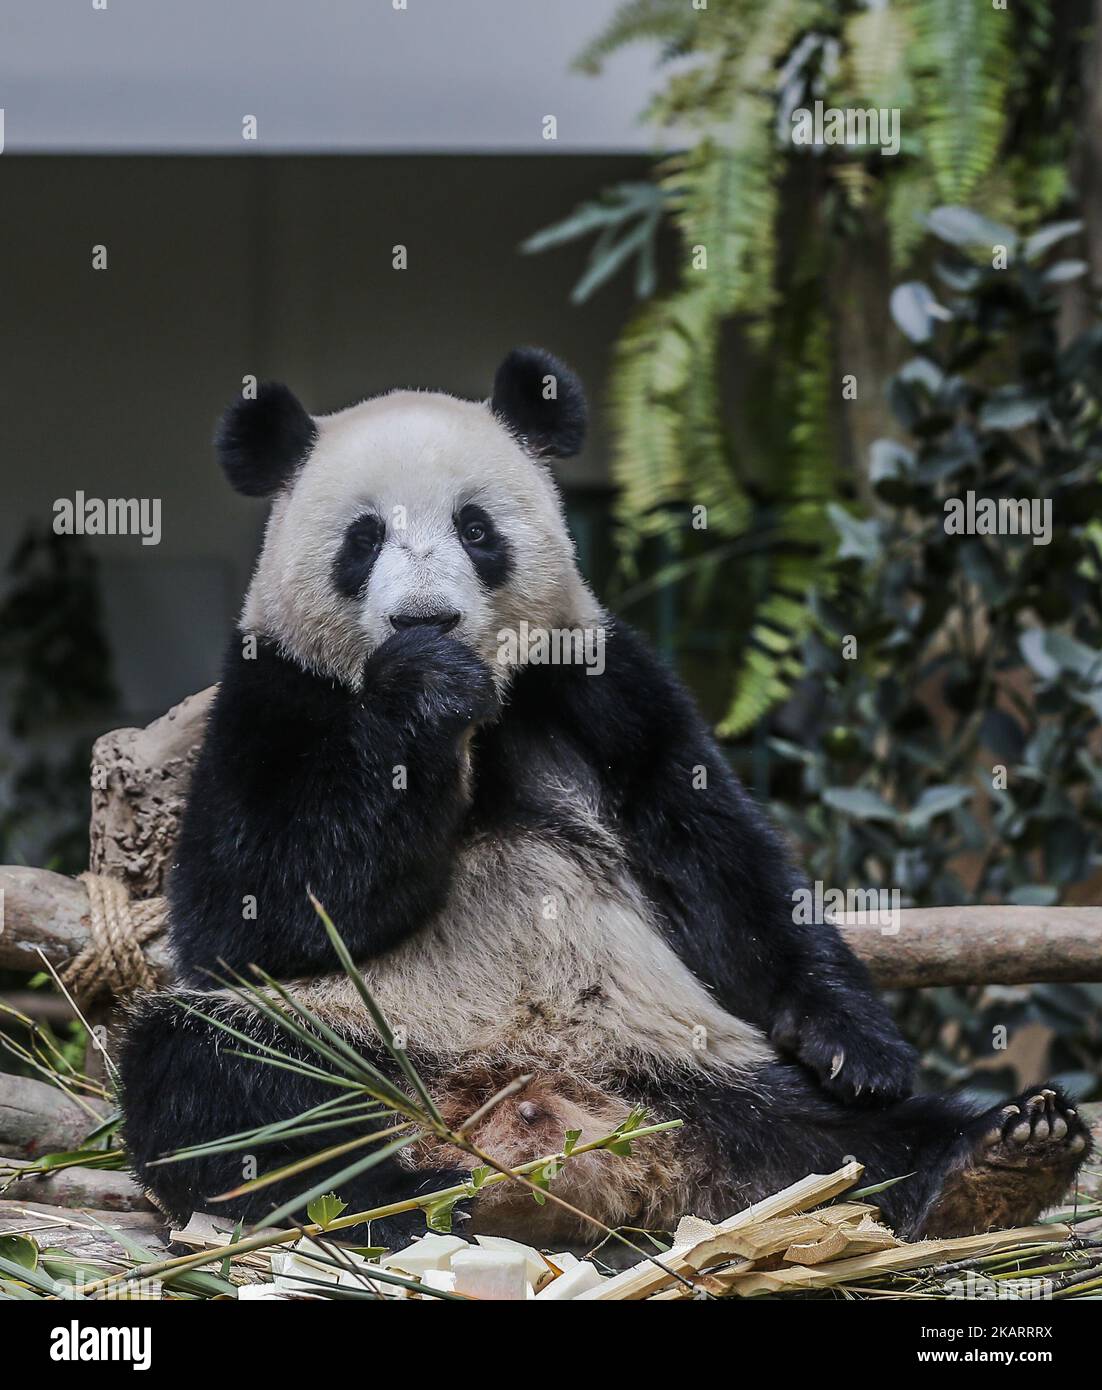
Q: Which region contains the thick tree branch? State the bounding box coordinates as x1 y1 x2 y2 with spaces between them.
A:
837 907 1102 988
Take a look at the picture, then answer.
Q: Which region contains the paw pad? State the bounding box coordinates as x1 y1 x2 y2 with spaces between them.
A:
983 1087 1090 1167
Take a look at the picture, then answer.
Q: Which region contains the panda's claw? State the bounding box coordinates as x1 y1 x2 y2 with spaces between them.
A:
771 1006 916 1106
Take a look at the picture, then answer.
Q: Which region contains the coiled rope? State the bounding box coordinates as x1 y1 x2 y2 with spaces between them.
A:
61 873 167 1002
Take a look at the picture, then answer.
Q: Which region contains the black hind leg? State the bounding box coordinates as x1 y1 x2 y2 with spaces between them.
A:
117 992 469 1248
674 1065 1091 1239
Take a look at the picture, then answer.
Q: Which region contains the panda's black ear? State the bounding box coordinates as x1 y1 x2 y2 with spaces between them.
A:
215 382 318 497
491 347 587 459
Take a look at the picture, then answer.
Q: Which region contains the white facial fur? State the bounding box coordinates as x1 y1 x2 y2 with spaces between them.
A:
241 390 602 686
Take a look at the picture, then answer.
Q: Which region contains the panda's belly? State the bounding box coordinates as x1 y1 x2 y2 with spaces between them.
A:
293 829 772 1081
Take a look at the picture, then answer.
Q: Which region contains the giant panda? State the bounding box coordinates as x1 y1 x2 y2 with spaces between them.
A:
119 348 1091 1248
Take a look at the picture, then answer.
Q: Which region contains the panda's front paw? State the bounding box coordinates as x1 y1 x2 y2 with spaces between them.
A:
366 627 500 730
771 1003 916 1106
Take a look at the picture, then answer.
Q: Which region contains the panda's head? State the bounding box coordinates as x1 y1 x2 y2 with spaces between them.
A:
221 348 600 686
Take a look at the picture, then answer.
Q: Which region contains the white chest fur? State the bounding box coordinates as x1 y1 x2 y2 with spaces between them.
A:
292 829 772 1082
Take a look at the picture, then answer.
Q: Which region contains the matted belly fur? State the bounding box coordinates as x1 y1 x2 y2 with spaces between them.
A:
291 829 773 1083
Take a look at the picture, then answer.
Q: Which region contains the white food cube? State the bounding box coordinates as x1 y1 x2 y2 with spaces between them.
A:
419 1269 457 1297
451 1247 529 1300
381 1233 468 1277
474 1234 547 1286
543 1251 579 1273
536 1261 607 1300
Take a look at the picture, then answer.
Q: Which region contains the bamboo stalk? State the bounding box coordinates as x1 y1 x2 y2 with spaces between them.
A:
699 1223 1070 1298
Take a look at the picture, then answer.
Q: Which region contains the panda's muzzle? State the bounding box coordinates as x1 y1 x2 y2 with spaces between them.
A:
389 610 461 634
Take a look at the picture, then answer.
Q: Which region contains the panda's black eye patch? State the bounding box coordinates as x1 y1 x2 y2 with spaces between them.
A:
332 513 385 599
456 503 512 590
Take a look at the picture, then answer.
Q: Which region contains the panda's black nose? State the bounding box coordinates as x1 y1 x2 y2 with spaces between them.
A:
389 611 461 633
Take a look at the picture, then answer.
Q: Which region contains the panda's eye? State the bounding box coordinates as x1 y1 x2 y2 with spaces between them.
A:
350 517 384 551
333 514 385 599
456 505 512 588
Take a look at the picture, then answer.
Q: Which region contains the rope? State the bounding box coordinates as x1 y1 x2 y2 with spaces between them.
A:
62 873 166 1002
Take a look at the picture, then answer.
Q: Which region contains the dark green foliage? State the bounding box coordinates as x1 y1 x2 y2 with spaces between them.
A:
0 526 117 872
769 215 1102 1098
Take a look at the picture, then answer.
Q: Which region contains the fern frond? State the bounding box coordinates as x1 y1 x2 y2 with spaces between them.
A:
665 118 778 323
610 281 762 547
831 163 873 211
573 0 702 76
718 545 829 737
608 299 694 541
839 5 913 113
680 333 752 540
907 0 1012 204
720 317 838 735
661 0 821 326
885 168 936 266
786 316 837 505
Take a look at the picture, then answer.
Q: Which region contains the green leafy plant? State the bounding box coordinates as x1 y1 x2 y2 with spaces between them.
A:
769 211 1102 1098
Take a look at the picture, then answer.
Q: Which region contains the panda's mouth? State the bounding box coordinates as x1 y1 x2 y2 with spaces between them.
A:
388 610 461 635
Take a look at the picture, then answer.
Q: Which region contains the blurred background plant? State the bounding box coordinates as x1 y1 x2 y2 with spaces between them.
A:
770 214 1102 1102
0 527 116 1071
0 526 116 873
526 0 1091 734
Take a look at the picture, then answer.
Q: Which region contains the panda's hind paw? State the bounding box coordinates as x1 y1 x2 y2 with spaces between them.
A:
917 1086 1092 1238
978 1087 1090 1168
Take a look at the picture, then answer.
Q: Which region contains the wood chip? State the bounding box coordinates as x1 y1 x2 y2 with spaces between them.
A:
580 1164 865 1301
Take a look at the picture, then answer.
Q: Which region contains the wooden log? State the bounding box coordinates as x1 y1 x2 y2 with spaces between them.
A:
77 686 212 1077
3 868 1102 990
0 1199 170 1265
0 865 174 984
0 1074 105 1159
838 906 1102 987
0 1158 153 1212
0 991 79 1026
88 686 214 899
